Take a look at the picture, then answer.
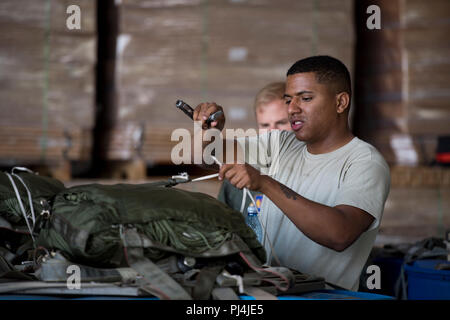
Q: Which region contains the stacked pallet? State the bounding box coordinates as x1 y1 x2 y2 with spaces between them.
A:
0 126 91 163
390 166 450 188
113 0 355 165
0 0 96 178
355 0 450 166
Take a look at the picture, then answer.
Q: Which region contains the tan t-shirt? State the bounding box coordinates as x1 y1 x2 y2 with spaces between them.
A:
237 130 391 290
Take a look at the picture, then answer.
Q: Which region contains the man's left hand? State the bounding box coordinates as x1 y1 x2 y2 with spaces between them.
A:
218 163 264 191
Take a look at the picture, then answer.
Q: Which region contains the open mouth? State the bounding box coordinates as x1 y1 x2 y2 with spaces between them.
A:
290 120 304 131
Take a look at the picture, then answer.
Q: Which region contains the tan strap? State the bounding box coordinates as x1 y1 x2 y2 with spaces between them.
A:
122 228 192 300
245 287 278 300
211 287 240 300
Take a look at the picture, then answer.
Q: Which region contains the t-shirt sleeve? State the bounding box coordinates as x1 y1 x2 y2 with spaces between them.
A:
335 159 391 231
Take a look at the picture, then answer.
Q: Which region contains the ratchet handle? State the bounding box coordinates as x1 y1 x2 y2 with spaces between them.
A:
175 100 194 119
175 99 223 126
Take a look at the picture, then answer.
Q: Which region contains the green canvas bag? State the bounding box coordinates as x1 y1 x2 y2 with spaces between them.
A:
0 168 295 299
0 168 65 262
36 182 266 265
35 181 295 299
0 168 65 228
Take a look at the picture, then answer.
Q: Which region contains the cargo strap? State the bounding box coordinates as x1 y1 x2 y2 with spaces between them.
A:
34 252 138 283
0 281 71 294
212 287 278 300
120 228 250 258
239 251 294 292
121 227 192 300
211 287 240 300
0 254 35 281
121 226 293 299
0 281 125 294
244 287 278 300
192 265 225 300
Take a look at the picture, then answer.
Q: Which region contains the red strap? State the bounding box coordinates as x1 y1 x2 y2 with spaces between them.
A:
239 252 292 292
436 152 450 163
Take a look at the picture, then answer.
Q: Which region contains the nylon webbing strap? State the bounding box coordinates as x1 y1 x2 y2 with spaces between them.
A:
211 287 239 300
123 231 250 258
35 254 124 283
192 265 224 300
244 287 278 300
0 281 71 294
239 251 294 292
0 254 35 281
122 228 192 300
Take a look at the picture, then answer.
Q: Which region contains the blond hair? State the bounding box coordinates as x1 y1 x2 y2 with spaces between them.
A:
254 82 286 111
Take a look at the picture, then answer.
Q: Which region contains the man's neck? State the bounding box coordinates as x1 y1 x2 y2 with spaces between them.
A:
306 130 355 155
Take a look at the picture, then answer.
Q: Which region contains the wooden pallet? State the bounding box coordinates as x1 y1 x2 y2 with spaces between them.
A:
390 165 450 187
0 126 92 181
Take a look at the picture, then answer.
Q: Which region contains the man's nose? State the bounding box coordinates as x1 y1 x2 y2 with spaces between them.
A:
287 97 301 115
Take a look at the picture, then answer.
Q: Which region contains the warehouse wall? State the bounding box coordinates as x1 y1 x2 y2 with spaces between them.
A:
0 0 448 244
354 0 450 244
109 0 354 165
0 0 96 179
354 0 450 166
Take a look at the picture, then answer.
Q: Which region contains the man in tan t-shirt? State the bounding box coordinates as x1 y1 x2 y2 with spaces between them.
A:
191 55 390 290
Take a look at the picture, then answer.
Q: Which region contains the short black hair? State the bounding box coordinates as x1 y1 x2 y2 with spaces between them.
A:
287 55 351 96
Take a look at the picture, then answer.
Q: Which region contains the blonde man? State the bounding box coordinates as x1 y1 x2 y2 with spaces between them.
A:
254 82 291 132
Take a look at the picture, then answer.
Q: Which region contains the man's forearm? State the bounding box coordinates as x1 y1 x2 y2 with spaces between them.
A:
259 176 364 251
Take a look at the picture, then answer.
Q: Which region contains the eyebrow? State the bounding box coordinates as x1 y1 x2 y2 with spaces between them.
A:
283 91 314 98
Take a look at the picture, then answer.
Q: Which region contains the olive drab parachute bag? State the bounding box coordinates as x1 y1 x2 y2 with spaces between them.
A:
0 168 64 228
0 167 65 262
35 181 297 299
0 168 300 299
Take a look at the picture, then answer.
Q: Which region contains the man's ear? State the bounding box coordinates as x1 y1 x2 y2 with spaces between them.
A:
336 92 350 114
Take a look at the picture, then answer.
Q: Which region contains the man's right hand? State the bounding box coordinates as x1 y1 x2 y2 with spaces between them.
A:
193 102 225 131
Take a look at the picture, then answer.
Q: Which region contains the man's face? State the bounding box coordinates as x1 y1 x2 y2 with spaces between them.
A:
284 72 338 143
256 99 291 133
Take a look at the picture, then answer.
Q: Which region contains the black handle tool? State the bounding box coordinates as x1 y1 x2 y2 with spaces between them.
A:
175 99 223 126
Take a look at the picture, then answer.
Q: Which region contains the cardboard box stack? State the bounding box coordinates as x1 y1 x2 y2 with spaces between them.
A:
112 0 355 165
355 0 450 167
0 0 96 178
355 0 450 243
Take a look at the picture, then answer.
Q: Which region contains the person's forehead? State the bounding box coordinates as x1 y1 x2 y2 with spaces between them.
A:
257 102 288 121
285 72 321 93
257 100 286 114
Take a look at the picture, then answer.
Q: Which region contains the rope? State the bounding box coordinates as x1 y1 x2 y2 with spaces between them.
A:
242 186 281 267
191 173 219 182
169 156 282 265
12 167 37 228
240 188 247 213
209 156 282 266
143 220 231 255
5 172 36 246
